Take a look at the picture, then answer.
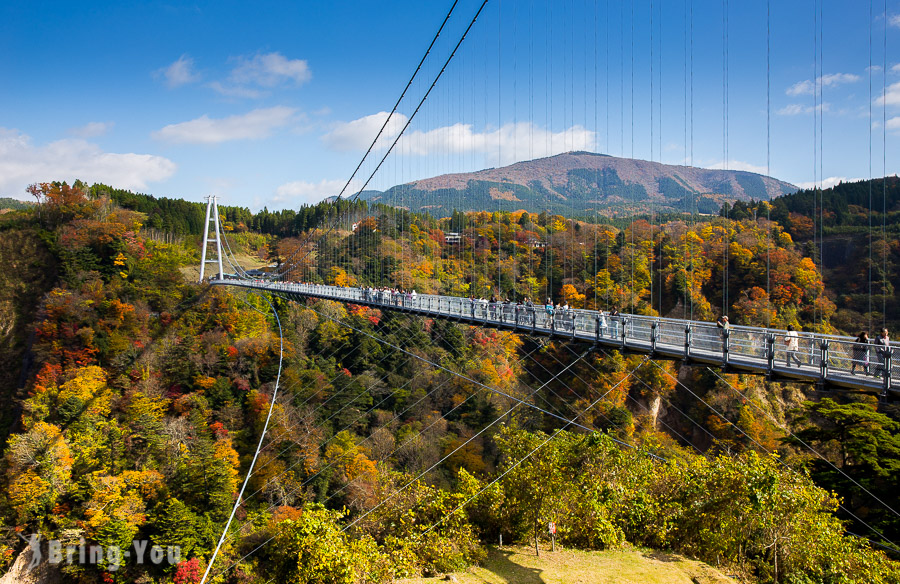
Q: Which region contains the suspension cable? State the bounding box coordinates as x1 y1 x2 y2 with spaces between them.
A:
200 292 285 584
276 0 490 280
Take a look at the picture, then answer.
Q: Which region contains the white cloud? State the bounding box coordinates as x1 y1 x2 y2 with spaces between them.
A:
887 116 900 132
156 55 199 88
0 128 175 196
876 81 900 107
207 81 265 99
207 52 310 98
230 52 311 87
796 177 865 190
323 112 597 166
890 14 900 28
893 64 900 74
152 106 296 144
786 80 815 97
706 160 768 175
273 178 361 205
776 103 831 116
786 73 860 96
397 122 597 166
68 121 114 138
322 111 409 151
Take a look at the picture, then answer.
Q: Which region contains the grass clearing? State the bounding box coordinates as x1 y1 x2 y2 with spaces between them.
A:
396 545 739 584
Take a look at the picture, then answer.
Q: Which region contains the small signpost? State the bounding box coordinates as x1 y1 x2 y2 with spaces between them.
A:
549 521 556 552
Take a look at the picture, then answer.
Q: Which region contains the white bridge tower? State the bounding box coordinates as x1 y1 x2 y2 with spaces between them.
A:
199 195 225 282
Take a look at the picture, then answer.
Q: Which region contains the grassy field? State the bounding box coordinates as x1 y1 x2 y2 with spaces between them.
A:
396 545 740 584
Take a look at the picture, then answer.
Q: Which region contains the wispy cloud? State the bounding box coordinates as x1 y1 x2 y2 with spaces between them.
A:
890 14 900 29
323 112 597 166
796 177 865 190
207 82 265 99
893 64 900 74
706 160 768 175
887 116 900 132
155 55 199 88
210 52 311 98
152 106 296 144
273 178 361 205
230 52 310 87
776 103 831 116
786 73 860 96
0 128 175 196
68 121 114 138
322 111 408 151
876 81 900 107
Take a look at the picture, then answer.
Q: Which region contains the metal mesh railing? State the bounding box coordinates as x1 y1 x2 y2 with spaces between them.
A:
220 280 897 393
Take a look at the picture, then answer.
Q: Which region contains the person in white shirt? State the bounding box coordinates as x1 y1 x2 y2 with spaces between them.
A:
785 324 801 367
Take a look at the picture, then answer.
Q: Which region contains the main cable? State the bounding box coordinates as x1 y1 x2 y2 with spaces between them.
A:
200 292 285 584
276 0 490 280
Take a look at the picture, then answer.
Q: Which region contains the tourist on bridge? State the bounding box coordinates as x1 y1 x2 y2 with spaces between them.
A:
716 315 729 332
873 328 891 379
851 331 870 375
610 306 620 337
785 325 802 367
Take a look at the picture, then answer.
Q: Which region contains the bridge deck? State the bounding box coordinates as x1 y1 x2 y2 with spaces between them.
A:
213 279 897 396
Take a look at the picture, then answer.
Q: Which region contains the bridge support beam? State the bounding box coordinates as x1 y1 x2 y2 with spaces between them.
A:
684 325 692 361
766 333 776 377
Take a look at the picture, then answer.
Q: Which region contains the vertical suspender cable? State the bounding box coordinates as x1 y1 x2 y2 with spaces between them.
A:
722 0 729 318
766 0 771 328
651 0 655 316
690 0 695 322
869 0 873 334
630 0 635 316
883 0 888 329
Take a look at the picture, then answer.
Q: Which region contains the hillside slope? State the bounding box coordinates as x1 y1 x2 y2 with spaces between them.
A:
362 151 797 217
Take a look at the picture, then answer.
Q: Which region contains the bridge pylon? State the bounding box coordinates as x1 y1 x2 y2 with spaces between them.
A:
199 195 225 283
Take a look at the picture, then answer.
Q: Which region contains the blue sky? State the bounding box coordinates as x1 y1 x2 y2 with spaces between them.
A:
1 0 898 211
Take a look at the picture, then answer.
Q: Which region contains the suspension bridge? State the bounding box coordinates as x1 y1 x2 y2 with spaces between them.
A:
192 2 900 580
213 278 898 398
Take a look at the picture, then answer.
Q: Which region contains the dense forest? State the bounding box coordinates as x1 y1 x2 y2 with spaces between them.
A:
0 181 898 583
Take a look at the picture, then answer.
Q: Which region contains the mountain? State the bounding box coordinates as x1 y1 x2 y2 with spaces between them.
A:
360 151 797 217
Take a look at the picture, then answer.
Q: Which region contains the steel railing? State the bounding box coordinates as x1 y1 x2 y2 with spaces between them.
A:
213 279 896 396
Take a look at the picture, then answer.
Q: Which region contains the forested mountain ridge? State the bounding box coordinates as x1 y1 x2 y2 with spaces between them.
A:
359 151 798 217
0 182 897 583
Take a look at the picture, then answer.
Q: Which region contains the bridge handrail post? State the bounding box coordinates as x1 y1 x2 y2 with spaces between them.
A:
595 315 601 343
766 333 776 372
650 322 658 353
621 317 628 348
514 306 520 330
723 329 730 365
883 349 892 398
684 324 692 358
571 312 576 339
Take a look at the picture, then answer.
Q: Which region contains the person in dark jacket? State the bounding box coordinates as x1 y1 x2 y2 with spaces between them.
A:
851 331 869 375
873 327 891 378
